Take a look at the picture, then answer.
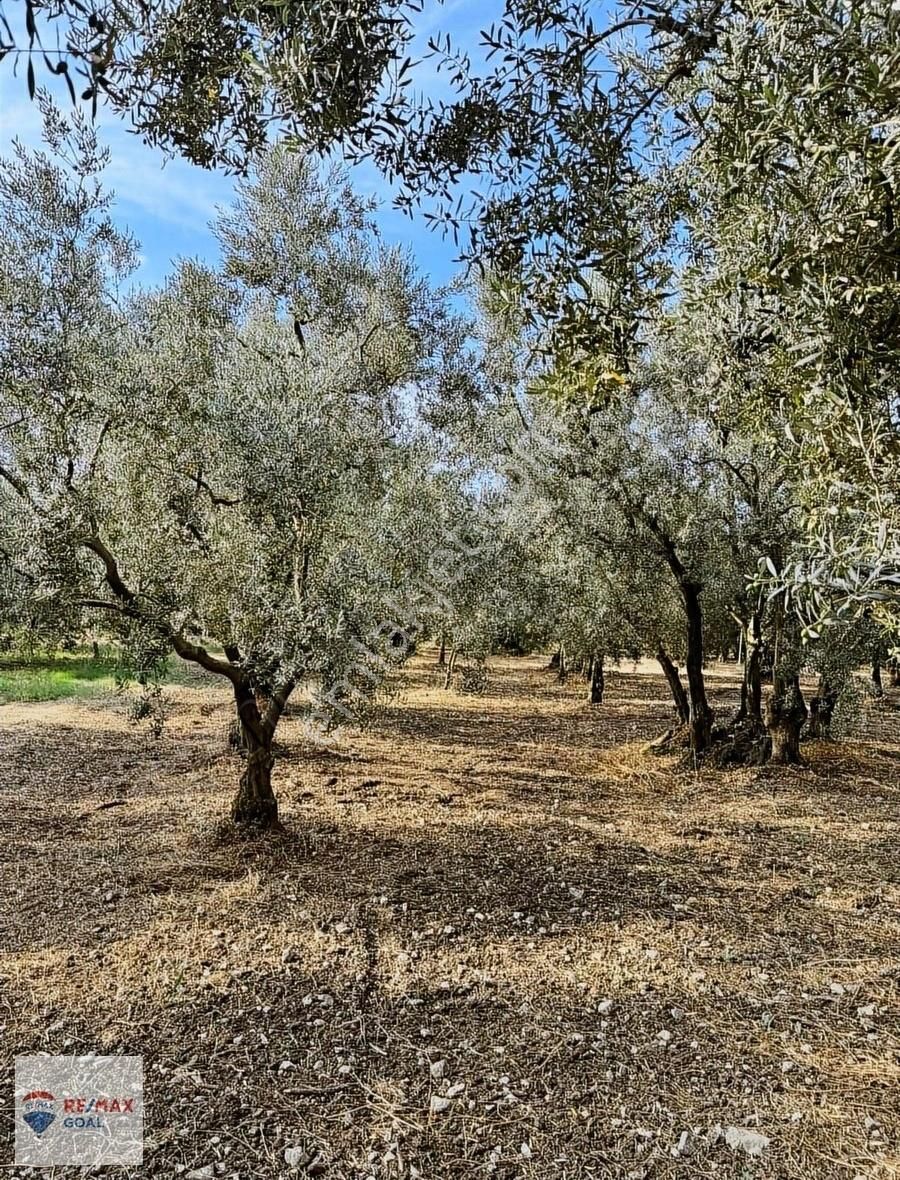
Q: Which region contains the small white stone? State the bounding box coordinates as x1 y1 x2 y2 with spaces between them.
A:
429 1059 446 1079
724 1127 770 1157
671 1130 694 1158
429 1096 451 1114
597 999 615 1015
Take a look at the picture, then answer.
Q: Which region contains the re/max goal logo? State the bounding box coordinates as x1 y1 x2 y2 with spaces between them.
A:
61 1095 136 1129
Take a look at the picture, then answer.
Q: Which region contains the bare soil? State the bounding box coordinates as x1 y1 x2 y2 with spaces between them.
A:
1 654 898 1179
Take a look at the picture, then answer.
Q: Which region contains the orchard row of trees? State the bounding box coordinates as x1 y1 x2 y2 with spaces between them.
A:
1 0 898 827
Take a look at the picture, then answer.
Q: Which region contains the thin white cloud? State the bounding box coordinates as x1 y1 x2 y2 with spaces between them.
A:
0 77 232 237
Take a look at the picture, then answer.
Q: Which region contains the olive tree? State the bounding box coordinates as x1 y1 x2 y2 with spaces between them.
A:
0 108 456 827
684 0 900 629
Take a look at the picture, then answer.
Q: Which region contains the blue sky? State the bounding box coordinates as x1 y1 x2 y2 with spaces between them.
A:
0 0 499 290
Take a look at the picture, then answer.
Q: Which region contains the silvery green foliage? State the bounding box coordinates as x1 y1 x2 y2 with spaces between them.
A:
679 0 900 627
0 109 460 731
805 614 885 734
0 98 137 643
3 0 420 171
413 0 900 634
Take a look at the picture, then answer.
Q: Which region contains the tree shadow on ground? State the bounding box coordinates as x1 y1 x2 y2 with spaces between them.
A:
1 660 898 1178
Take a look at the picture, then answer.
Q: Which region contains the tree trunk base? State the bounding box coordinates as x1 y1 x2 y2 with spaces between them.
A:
766 678 808 766
230 796 281 829
649 721 773 767
230 748 280 829
703 721 771 768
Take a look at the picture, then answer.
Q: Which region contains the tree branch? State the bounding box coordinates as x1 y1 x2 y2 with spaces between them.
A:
80 534 244 685
262 678 295 737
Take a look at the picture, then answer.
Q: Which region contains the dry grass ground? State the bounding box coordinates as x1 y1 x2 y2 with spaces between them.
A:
0 654 898 1179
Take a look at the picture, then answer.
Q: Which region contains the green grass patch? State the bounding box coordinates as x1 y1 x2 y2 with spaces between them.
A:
0 654 119 703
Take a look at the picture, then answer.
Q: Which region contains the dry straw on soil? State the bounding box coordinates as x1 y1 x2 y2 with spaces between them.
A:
0 654 898 1178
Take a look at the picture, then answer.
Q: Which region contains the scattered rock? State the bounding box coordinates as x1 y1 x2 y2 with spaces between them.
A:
185 1168 215 1180
723 1127 770 1157
672 1130 694 1158
281 946 302 965
283 1145 309 1168
597 999 615 1015
429 1096 451 1114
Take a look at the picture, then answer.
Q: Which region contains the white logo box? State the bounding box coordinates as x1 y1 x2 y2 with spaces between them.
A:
15 1055 143 1166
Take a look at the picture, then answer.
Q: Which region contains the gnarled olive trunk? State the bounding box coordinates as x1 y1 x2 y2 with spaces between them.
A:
443 648 457 691
232 736 278 827
742 613 763 727
766 674 807 765
871 661 884 698
230 681 280 828
682 580 713 752
436 634 447 667
588 653 604 704
656 644 689 724
807 676 837 739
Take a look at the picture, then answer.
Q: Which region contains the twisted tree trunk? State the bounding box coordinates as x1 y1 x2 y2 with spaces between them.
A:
744 613 763 726
656 644 689 724
682 580 713 752
766 674 807 764
232 737 278 827
229 679 283 828
443 648 457 691
807 676 837 739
